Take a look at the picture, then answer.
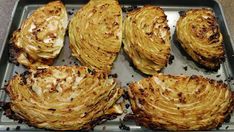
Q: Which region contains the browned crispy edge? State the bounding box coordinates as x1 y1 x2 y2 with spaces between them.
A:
9 38 55 67
176 9 225 70
9 30 22 66
4 68 121 131
127 75 234 130
175 35 224 70
3 102 120 131
124 6 171 74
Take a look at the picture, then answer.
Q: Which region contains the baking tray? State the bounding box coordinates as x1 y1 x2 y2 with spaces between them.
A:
0 0 234 131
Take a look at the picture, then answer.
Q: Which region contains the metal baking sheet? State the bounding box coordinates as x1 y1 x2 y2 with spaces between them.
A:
0 0 234 131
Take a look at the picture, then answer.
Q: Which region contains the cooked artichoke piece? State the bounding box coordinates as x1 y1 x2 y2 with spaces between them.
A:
123 6 171 75
128 74 234 130
69 0 122 72
176 9 224 69
6 66 123 130
9 1 68 68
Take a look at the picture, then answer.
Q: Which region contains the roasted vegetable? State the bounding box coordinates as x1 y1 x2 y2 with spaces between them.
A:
10 1 68 68
69 0 122 72
123 6 171 75
6 66 123 130
176 9 224 69
128 73 234 130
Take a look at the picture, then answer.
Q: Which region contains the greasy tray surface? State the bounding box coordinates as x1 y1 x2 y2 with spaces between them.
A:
0 0 234 131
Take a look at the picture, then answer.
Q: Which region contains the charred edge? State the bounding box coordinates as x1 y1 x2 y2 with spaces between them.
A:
123 113 135 121
3 103 24 123
168 54 174 65
108 73 118 78
34 69 47 78
8 43 21 65
20 71 31 85
132 112 161 130
119 122 130 131
80 114 119 131
4 102 120 131
178 11 186 17
175 35 222 70
122 90 129 100
41 58 54 66
87 68 96 75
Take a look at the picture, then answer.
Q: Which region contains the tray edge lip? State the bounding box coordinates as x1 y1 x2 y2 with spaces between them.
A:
212 0 234 76
213 0 234 47
0 0 234 130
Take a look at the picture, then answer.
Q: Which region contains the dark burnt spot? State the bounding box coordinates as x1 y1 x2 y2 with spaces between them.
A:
216 123 222 130
119 122 130 131
224 114 231 123
20 71 30 85
113 22 119 26
3 103 23 121
183 66 188 71
139 89 144 93
216 74 221 78
6 127 10 131
164 26 170 30
138 98 145 105
87 68 96 75
125 104 130 109
18 120 23 124
226 76 234 83
190 75 197 79
168 55 174 65
195 89 201 94
146 32 153 36
16 126 20 130
9 43 21 65
178 92 186 103
123 114 135 121
48 108 56 111
34 69 47 78
179 11 186 17
68 10 74 15
108 73 118 78
122 91 129 100
209 32 219 42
